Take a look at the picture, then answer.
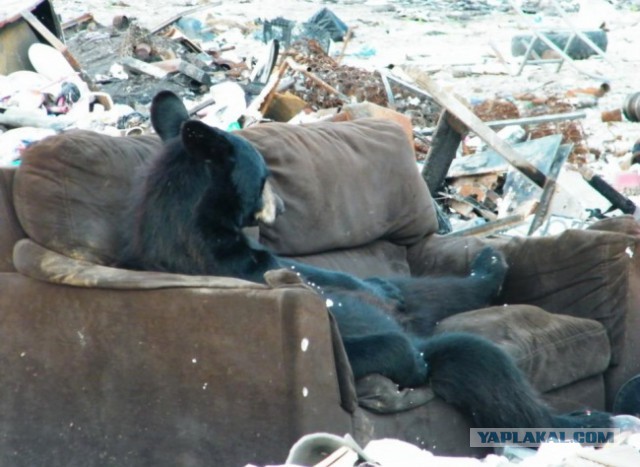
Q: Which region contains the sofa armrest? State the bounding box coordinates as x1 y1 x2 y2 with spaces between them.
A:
407 225 639 365
0 269 354 466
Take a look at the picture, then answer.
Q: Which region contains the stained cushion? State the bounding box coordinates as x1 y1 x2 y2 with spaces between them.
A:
408 228 635 366
288 240 410 278
0 168 24 271
13 130 161 265
352 305 610 415
243 119 436 256
436 305 611 393
13 120 434 267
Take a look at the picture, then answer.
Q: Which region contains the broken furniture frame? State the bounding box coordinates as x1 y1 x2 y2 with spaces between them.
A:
387 72 583 236
508 0 611 80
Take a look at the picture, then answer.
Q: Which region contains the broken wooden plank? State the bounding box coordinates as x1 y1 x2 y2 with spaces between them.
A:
178 60 211 85
61 13 94 31
153 58 183 73
407 74 551 189
121 57 169 79
446 190 498 221
20 9 96 89
527 143 573 234
312 446 357 467
286 58 350 102
188 98 215 117
422 111 463 197
417 111 586 137
148 2 223 35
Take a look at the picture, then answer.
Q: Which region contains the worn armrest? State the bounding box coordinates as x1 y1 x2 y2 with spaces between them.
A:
407 224 639 365
2 244 357 465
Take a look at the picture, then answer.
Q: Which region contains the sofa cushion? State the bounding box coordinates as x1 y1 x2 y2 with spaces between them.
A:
244 119 436 256
0 168 24 272
436 305 611 393
13 130 161 265
407 228 634 366
287 240 410 278
349 305 609 415
13 120 434 268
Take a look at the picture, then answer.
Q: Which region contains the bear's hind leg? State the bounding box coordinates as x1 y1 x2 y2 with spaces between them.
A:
419 332 555 428
417 332 613 428
342 333 428 388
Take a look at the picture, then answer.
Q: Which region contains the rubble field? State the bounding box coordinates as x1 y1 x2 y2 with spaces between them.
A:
3 1 640 466
4 0 640 235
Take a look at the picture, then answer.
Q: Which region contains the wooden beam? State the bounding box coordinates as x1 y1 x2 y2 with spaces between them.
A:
413 74 549 188
421 111 463 197
20 10 94 88
416 110 586 136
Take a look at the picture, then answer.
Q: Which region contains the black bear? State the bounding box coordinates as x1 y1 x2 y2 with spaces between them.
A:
122 90 612 429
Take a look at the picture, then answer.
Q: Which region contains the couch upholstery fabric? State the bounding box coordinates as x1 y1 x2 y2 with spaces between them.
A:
243 119 437 255
2 118 639 465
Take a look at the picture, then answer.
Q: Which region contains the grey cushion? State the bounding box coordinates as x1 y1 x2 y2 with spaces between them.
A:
13 120 435 268
13 131 160 265
244 119 436 256
436 305 611 393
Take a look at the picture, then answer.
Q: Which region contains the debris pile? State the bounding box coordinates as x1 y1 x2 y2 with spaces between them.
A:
1 0 640 238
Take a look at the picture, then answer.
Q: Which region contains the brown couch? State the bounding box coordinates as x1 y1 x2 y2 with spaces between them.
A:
0 118 639 466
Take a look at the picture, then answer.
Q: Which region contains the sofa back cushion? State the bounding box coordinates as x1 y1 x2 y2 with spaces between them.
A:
0 168 24 271
246 119 436 256
12 119 436 267
13 131 161 265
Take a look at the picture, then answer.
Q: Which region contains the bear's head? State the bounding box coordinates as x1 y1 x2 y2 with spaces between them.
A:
149 90 284 229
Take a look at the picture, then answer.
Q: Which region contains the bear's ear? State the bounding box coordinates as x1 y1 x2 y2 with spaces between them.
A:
181 120 235 163
150 90 190 141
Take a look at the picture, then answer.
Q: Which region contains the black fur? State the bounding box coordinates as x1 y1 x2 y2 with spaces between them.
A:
122 90 612 430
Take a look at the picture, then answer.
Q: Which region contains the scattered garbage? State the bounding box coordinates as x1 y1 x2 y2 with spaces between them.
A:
510 29 609 60
623 92 640 123
249 419 640 467
2 0 640 239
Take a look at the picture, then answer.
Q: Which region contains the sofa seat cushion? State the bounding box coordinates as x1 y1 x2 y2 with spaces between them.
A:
436 305 611 393
353 305 610 415
287 240 411 279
